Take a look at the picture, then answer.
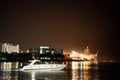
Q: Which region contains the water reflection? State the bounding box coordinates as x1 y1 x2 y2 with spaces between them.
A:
0 61 99 80
0 62 22 80
0 62 20 70
70 61 99 80
23 71 66 80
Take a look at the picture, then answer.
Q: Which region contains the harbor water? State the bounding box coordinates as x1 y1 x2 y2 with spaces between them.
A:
0 61 120 80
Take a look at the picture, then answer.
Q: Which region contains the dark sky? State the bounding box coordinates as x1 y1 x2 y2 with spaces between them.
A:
0 0 119 60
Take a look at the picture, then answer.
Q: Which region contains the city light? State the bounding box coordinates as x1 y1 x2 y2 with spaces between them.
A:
69 50 96 61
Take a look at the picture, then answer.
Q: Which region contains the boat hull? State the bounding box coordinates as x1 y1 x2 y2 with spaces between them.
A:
21 64 66 71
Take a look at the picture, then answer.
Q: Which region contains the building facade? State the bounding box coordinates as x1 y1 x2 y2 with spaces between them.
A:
0 42 2 52
40 46 50 54
1 43 19 53
29 46 63 55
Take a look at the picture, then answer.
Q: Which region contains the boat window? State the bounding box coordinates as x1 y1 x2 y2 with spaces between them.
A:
40 61 48 64
34 61 42 65
34 61 49 65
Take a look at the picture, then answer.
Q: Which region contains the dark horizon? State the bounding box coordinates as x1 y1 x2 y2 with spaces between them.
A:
0 1 119 60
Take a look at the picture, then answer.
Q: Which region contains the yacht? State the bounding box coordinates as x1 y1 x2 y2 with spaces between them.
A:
21 60 66 71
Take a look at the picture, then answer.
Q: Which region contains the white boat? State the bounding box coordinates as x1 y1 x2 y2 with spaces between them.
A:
21 60 66 71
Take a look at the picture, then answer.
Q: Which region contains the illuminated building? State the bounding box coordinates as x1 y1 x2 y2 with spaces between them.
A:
40 46 50 54
1 43 19 53
70 51 83 60
84 46 89 56
69 46 97 61
29 46 63 55
0 42 2 52
29 46 50 54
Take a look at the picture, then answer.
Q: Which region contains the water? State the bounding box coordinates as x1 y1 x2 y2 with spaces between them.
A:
0 61 120 80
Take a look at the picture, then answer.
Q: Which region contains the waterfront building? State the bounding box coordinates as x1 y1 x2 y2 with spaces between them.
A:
70 51 80 60
84 46 90 56
29 46 63 55
40 46 50 54
0 42 2 52
29 46 50 54
1 43 19 53
29 48 40 53
70 51 83 60
29 46 64 60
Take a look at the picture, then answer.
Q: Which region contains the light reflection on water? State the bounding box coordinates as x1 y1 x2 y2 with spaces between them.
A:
68 61 99 80
0 61 99 80
23 71 66 80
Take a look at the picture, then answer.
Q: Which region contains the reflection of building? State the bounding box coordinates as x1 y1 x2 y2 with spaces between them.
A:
0 62 19 80
1 43 19 53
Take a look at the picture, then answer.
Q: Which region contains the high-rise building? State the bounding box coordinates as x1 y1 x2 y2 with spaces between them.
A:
1 43 19 53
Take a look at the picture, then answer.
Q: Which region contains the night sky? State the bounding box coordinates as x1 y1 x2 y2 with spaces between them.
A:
0 1 119 60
